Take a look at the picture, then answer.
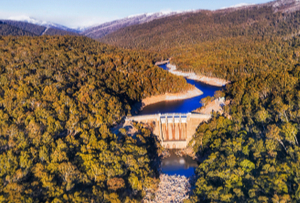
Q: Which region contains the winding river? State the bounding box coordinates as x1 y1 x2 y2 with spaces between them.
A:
141 64 223 177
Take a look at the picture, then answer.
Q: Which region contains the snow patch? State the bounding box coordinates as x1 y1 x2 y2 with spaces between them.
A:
8 15 47 25
127 10 183 19
221 3 253 9
127 13 145 18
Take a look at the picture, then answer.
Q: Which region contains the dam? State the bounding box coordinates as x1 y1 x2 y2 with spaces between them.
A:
126 113 211 149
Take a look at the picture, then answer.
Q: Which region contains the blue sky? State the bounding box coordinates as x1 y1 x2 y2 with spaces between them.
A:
0 0 271 28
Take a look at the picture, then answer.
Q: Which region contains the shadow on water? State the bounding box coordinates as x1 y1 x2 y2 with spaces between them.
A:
140 64 223 115
161 150 198 177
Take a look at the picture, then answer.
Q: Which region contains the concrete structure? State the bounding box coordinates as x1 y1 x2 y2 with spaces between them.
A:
126 113 211 149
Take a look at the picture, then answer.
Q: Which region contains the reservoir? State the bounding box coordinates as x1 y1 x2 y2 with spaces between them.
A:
142 64 223 177
140 64 223 115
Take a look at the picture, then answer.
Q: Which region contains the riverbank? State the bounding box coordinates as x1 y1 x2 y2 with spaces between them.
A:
141 86 203 108
155 60 169 66
166 64 230 87
193 98 231 115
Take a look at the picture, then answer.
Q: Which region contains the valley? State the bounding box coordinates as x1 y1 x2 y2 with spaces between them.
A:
2 0 300 202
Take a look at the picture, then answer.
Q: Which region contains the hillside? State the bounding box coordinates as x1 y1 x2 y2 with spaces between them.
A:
0 22 36 36
3 1 300 202
1 20 78 36
96 1 300 201
82 11 182 39
190 36 300 202
101 0 300 51
0 35 190 202
100 0 300 81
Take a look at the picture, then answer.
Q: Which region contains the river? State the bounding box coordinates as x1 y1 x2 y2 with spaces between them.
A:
161 150 199 177
142 64 223 177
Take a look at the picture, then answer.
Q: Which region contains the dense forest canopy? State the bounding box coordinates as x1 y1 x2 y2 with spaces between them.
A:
190 59 300 202
101 2 300 81
171 36 300 81
101 6 276 50
2 0 300 202
99 1 300 201
0 35 190 202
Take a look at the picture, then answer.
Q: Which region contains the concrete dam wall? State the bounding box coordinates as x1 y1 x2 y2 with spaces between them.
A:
126 113 211 149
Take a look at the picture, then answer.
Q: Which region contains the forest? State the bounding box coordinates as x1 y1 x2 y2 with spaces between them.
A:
171 36 300 81
3 1 300 202
0 35 190 202
0 20 78 37
101 2 300 202
189 60 300 202
0 22 36 37
102 4 300 81
101 6 276 50
1 20 45 36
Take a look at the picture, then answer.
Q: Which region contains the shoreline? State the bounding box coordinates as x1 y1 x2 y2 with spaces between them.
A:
166 64 230 87
155 60 169 66
193 98 226 114
141 86 203 108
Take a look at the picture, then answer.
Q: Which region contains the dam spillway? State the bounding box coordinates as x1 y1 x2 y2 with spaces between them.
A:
126 113 211 149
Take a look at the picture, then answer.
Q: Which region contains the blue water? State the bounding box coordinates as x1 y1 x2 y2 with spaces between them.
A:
161 151 198 177
140 64 223 115
144 64 223 177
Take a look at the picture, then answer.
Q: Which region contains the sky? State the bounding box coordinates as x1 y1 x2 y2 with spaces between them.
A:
0 0 271 29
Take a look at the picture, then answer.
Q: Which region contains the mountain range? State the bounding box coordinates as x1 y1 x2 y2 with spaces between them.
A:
1 0 300 39
0 11 182 38
3 0 300 202
81 11 184 39
5 15 80 33
100 0 300 50
0 19 78 36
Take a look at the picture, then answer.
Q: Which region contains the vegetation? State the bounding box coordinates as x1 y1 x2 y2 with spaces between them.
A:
3 1 300 202
102 4 300 81
100 1 300 201
0 35 190 202
44 28 78 36
190 57 300 202
172 36 300 81
1 20 78 37
101 6 276 50
0 22 36 37
1 20 45 36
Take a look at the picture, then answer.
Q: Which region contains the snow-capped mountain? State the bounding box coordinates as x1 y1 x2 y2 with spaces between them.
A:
3 0 300 39
7 15 81 33
271 0 300 12
81 11 184 39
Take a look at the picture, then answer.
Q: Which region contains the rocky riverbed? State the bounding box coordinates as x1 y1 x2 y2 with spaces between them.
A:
144 174 195 203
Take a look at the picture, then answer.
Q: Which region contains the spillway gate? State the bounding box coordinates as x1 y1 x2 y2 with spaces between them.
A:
126 113 211 149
